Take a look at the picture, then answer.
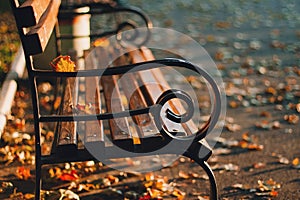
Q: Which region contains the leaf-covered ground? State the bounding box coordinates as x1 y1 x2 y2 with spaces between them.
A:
1 0 300 199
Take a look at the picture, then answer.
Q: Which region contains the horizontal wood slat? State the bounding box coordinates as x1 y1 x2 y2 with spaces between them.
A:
93 47 133 145
23 0 61 55
16 0 52 27
129 49 189 135
140 47 198 135
113 49 160 140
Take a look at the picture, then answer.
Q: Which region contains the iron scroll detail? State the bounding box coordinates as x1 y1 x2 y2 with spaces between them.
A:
37 58 221 142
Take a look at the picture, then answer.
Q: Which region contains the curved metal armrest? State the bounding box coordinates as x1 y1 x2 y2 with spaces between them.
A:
58 3 152 45
35 57 221 141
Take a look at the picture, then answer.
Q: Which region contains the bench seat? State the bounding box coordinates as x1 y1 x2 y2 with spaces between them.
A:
52 45 212 160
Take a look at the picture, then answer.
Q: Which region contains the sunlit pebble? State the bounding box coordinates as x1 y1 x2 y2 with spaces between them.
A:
271 40 285 49
275 104 283 111
279 157 289 165
85 161 95 167
233 42 244 50
257 66 267 75
233 55 241 63
226 117 235 124
284 128 293 134
242 100 250 107
272 121 281 129
226 123 241 132
236 32 247 40
276 82 285 90
249 40 262 50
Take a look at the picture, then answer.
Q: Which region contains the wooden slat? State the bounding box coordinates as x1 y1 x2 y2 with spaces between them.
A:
56 78 77 153
84 51 104 148
129 49 188 135
140 47 198 135
113 49 159 140
93 47 133 145
22 0 61 55
15 0 52 27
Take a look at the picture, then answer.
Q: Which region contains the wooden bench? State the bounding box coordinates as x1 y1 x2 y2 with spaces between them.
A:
10 0 221 199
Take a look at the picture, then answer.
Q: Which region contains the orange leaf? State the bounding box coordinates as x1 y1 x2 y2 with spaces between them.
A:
93 38 110 47
178 170 190 179
59 170 79 181
16 166 31 180
50 55 76 72
270 190 278 197
292 158 299 166
172 188 186 200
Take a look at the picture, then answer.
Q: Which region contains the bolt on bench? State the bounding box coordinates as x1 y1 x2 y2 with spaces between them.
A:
10 0 222 199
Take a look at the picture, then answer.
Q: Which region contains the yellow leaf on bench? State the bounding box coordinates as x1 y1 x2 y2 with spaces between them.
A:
50 55 76 72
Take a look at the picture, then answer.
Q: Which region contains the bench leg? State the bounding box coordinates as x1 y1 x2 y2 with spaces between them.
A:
35 155 42 200
184 153 218 200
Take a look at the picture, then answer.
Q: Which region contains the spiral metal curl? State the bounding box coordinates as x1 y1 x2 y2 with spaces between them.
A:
38 58 221 142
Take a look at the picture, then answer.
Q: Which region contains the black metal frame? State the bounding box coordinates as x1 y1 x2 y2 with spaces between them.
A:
9 1 221 199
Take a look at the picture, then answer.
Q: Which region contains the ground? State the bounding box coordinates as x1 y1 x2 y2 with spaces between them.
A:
0 0 300 199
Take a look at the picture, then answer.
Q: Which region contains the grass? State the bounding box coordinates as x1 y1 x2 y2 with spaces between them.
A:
0 11 20 86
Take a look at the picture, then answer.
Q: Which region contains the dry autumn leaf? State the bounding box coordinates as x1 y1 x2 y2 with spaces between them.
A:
59 170 79 181
172 188 186 200
178 170 190 179
16 166 31 180
50 55 76 72
93 37 110 47
292 158 300 169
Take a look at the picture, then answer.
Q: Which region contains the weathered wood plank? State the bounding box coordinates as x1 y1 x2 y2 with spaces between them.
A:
84 50 104 147
140 47 198 135
113 49 159 140
129 49 188 135
22 0 61 55
56 77 77 153
93 47 133 145
16 0 52 27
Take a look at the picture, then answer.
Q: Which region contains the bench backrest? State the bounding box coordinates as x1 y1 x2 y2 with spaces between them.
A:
10 0 61 57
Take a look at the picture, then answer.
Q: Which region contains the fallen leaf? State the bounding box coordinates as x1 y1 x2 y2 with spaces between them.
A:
258 178 280 192
147 188 163 199
172 188 186 200
16 166 31 180
59 189 79 200
284 114 299 124
253 162 266 169
24 193 35 199
178 170 190 179
212 163 239 171
105 174 119 184
292 158 300 169
59 170 79 181
50 55 76 72
279 157 289 165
